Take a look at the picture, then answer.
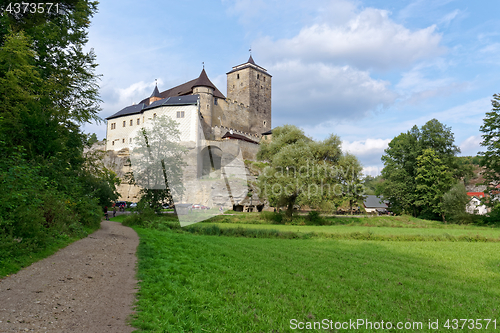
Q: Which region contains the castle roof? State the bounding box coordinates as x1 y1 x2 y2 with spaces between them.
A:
106 95 199 120
150 85 161 98
137 72 225 106
192 68 216 90
221 131 259 144
227 56 271 77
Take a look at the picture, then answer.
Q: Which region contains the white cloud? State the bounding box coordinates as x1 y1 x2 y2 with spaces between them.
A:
271 61 397 125
362 165 383 177
256 7 444 70
342 138 391 156
460 135 483 156
439 9 461 26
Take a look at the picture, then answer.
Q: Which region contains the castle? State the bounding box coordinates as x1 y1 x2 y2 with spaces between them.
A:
105 55 271 151
104 56 272 212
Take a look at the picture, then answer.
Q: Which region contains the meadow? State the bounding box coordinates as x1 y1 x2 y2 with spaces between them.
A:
123 213 500 332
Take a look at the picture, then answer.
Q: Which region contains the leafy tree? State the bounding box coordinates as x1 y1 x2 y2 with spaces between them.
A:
415 149 454 222
442 182 474 224
257 125 362 218
379 119 461 217
129 116 187 214
479 93 500 200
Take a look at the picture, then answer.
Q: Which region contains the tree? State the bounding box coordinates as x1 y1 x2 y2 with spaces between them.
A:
379 119 461 217
415 149 454 222
442 182 473 224
129 116 187 214
479 93 500 200
257 125 362 218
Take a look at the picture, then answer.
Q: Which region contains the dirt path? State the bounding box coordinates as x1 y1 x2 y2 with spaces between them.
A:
0 221 139 333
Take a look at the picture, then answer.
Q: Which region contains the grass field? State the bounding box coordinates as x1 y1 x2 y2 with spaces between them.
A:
203 222 500 238
130 226 500 332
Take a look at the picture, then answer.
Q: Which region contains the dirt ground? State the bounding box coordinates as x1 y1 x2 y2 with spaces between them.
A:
0 221 139 333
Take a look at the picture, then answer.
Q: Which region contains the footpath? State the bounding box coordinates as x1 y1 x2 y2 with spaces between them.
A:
0 220 139 333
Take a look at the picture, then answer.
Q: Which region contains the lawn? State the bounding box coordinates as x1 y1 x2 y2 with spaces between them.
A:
203 222 500 238
130 227 500 332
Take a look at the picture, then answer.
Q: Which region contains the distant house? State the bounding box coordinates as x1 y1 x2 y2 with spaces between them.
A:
466 192 488 215
363 195 388 213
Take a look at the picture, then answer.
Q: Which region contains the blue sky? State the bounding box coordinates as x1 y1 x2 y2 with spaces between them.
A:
83 0 500 176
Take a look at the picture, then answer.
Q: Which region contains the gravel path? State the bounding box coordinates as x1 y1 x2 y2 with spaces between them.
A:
0 221 139 332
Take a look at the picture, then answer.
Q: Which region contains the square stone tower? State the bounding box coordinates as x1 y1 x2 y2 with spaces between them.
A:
226 55 271 134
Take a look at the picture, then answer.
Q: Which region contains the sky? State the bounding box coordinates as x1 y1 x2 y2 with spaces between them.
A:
82 0 500 176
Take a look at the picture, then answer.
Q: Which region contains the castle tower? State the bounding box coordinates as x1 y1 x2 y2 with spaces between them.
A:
148 84 162 104
227 55 272 133
192 68 215 128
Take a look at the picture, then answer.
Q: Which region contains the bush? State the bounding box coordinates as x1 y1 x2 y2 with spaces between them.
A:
307 211 322 225
261 211 284 224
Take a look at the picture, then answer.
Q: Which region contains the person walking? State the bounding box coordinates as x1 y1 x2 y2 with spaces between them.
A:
113 205 117 218
103 206 109 220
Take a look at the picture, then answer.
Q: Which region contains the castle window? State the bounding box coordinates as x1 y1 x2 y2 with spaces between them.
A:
137 118 140 125
123 121 126 127
111 123 116 130
237 74 240 79
112 141 115 146
214 97 218 105
130 119 133 126
257 74 260 80
263 77 266 82
177 111 185 118
263 120 267 126
122 138 125 143
153 113 157 118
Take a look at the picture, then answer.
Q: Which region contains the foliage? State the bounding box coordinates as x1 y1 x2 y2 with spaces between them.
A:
479 93 500 201
257 125 363 219
415 149 454 222
379 119 462 217
0 2 120 275
442 182 476 224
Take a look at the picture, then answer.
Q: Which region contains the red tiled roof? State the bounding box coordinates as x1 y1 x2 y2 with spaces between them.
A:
467 192 485 198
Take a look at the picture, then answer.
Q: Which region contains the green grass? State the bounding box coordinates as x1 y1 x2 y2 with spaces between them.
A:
131 228 500 332
203 222 500 239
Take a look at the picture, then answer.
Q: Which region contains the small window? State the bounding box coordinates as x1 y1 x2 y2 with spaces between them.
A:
257 74 260 80
176 111 185 118
112 141 115 146
122 138 125 143
153 113 157 118
130 119 133 126
214 97 218 105
123 121 126 127
130 138 132 143
263 77 266 82
263 120 267 126
137 118 140 125
237 74 240 79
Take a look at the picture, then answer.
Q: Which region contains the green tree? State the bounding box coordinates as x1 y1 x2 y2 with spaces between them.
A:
442 182 473 224
479 93 500 200
415 149 454 222
257 125 362 218
379 119 461 216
